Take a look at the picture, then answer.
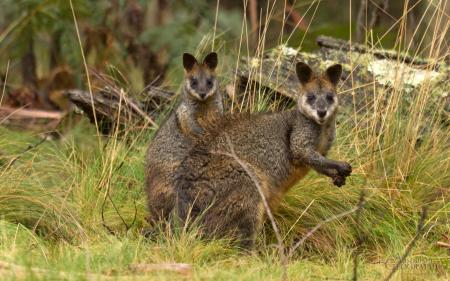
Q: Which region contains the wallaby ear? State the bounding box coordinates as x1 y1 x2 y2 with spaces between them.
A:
203 52 218 70
183 53 198 72
324 64 342 86
295 62 313 84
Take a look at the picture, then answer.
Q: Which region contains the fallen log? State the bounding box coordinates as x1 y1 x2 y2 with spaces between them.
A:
236 35 449 112
67 85 175 134
316 35 432 66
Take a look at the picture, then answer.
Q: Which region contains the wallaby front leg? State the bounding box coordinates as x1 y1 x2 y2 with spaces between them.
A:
177 106 204 136
296 150 352 187
187 117 204 135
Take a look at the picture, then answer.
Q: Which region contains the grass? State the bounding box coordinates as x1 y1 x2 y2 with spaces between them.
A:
0 80 448 280
1 0 449 280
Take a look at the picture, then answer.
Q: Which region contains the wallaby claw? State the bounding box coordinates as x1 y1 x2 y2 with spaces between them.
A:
333 175 346 187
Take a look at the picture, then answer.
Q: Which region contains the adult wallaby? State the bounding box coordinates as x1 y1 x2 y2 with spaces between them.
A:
174 62 351 249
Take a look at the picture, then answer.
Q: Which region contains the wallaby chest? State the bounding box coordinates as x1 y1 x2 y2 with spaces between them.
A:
316 122 335 155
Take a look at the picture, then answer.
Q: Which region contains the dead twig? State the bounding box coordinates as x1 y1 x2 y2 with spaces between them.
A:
0 106 65 120
436 234 450 249
382 206 428 281
224 135 288 281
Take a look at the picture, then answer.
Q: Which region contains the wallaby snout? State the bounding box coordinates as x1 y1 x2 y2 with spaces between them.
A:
317 110 326 118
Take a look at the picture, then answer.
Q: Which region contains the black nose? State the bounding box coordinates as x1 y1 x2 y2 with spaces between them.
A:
199 92 207 99
317 110 326 118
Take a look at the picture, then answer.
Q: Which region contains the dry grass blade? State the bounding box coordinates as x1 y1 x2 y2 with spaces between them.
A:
0 60 9 106
69 0 99 137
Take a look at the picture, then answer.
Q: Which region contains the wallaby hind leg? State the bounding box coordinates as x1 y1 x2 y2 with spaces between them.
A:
234 204 264 250
236 223 257 250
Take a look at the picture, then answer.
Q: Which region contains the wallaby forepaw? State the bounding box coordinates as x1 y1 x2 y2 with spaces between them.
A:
337 162 352 177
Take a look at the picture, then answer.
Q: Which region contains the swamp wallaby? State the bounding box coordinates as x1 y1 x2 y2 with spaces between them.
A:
145 52 223 224
174 62 352 249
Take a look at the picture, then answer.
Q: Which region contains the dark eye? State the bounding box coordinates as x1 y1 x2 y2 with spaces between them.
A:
206 78 213 87
191 78 198 87
326 93 334 103
306 94 316 104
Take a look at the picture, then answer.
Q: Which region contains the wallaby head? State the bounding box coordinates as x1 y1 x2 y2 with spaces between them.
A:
182 52 218 102
295 62 342 125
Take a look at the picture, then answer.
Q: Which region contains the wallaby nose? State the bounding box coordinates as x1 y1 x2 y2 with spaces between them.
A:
317 110 326 118
199 92 207 99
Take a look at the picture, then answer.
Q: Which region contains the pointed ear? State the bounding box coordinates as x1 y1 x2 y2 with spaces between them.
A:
203 52 218 70
183 53 198 72
324 64 342 86
295 62 313 84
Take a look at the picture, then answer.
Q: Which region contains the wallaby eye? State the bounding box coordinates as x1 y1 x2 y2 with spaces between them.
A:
306 94 316 104
191 78 198 87
326 93 334 103
206 78 213 87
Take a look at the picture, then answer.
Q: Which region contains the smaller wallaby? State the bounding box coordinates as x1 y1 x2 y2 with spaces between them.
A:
145 52 223 225
174 62 351 249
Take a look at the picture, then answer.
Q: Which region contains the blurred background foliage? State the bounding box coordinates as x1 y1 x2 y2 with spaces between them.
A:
0 0 445 97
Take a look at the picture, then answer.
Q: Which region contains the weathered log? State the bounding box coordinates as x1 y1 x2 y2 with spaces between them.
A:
67 85 175 134
316 35 432 66
236 35 449 113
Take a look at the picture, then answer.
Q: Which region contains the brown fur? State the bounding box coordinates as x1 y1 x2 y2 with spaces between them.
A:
174 63 352 249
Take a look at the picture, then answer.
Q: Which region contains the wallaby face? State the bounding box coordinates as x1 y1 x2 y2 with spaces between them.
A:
296 62 342 125
183 52 218 102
